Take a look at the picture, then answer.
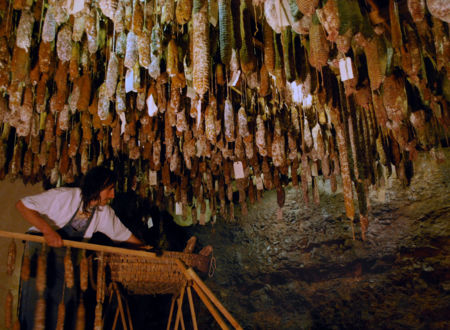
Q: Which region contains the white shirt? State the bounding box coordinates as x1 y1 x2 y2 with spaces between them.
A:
21 187 132 242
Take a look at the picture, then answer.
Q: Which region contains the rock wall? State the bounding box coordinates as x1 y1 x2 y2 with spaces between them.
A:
0 178 43 327
192 149 450 329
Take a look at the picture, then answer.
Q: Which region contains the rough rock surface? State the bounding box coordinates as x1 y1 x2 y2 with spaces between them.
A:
192 149 450 329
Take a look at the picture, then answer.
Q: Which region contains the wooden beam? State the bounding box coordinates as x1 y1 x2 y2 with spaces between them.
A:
0 230 166 259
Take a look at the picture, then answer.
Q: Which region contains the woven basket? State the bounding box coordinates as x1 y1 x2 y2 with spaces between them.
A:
104 251 211 295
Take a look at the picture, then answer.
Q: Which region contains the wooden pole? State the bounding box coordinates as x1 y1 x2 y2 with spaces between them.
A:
0 230 167 259
186 285 198 330
191 282 229 330
175 260 242 330
125 294 134 330
113 283 129 330
174 283 186 330
166 296 177 330
112 307 120 330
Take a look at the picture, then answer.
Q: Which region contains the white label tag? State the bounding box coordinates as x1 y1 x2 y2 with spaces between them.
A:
147 94 158 117
302 94 312 108
233 161 245 179
175 202 183 215
119 112 126 135
147 216 153 228
290 81 304 104
196 99 202 129
125 69 134 93
345 57 354 80
339 57 354 81
255 176 264 190
187 86 196 99
149 170 157 186
339 58 348 81
229 70 240 87
67 0 85 14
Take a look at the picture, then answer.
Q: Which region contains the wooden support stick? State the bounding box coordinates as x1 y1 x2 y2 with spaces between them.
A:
112 309 120 330
174 283 186 330
125 295 134 330
114 283 129 330
166 296 177 330
175 260 242 330
186 285 198 330
191 282 229 330
188 268 242 329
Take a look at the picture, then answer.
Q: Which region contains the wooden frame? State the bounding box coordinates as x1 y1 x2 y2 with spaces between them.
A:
0 230 243 330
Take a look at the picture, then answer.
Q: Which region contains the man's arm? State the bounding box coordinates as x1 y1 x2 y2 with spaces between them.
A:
125 233 144 245
15 200 63 247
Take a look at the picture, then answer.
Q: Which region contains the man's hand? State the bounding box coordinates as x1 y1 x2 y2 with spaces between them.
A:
43 229 63 247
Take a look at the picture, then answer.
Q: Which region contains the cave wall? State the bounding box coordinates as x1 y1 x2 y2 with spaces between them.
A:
0 149 448 329
0 178 43 326
192 149 450 329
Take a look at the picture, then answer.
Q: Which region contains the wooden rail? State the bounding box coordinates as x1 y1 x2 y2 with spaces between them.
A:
0 230 243 330
0 230 165 259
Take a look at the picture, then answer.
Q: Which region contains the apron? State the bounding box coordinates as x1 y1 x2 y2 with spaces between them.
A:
19 204 95 330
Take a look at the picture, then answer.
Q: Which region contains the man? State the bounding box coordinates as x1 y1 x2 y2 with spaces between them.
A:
16 166 142 329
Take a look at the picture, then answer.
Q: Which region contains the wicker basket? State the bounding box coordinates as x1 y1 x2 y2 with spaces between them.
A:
104 251 211 295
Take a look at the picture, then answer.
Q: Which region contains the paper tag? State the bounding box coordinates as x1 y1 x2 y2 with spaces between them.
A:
302 94 312 108
339 57 354 81
187 86 196 99
255 176 264 190
66 0 85 14
147 216 153 228
147 94 158 117
339 58 348 81
290 81 304 104
345 57 354 80
229 70 240 87
233 161 245 179
149 170 157 186
175 202 183 215
196 99 202 129
125 69 134 93
119 112 126 135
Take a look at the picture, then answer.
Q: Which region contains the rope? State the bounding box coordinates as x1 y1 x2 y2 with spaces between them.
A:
208 251 216 278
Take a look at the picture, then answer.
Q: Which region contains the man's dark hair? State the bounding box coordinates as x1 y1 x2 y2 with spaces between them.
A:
80 166 117 212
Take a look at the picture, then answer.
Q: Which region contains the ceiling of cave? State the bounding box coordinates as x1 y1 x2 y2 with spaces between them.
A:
0 0 448 236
